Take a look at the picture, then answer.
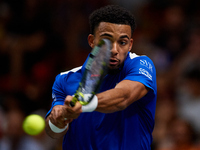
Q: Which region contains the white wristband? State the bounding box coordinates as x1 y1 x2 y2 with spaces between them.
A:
82 95 98 112
49 120 68 133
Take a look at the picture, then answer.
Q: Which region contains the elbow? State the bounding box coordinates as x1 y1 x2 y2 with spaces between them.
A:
115 103 127 111
115 97 129 111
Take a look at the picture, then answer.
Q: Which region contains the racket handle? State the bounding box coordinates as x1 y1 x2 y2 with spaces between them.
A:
70 96 78 107
70 101 75 107
70 93 93 107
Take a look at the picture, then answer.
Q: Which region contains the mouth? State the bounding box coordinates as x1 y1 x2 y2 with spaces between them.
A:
109 58 119 66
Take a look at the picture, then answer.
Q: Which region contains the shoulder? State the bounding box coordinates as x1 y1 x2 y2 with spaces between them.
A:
52 66 83 96
123 52 157 92
127 52 154 63
125 52 155 72
54 66 82 85
60 66 82 76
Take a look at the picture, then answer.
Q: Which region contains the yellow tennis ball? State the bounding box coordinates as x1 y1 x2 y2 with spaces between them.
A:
23 114 45 136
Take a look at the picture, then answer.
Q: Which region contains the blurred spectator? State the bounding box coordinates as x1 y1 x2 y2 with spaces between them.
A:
175 63 200 135
156 118 200 150
0 0 65 92
0 108 52 150
0 106 6 139
153 4 187 61
0 108 26 150
0 96 62 150
170 25 200 81
152 98 177 149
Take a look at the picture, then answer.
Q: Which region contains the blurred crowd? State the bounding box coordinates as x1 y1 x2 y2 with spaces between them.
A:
0 0 200 150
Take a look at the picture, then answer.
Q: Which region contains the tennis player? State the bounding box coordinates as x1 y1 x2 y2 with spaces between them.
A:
45 5 157 150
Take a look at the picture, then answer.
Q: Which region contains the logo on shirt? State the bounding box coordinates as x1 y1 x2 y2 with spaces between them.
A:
139 68 152 80
140 59 153 73
52 93 57 101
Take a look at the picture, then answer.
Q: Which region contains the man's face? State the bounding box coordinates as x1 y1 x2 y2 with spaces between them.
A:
88 22 133 71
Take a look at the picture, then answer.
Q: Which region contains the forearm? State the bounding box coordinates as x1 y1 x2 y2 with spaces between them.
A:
96 88 129 113
95 80 148 113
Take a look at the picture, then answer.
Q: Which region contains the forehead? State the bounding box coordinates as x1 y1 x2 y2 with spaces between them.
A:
95 22 132 38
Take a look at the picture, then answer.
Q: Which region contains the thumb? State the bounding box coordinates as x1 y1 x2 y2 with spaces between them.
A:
64 95 73 106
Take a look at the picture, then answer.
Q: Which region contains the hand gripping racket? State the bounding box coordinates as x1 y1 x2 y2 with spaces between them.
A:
70 39 111 107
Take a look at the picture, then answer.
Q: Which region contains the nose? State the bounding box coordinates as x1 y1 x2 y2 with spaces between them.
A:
111 42 118 57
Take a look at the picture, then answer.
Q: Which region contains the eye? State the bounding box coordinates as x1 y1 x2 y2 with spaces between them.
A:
119 40 127 46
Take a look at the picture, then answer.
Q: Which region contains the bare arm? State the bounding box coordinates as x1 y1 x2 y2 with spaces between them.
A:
96 80 149 113
46 80 148 137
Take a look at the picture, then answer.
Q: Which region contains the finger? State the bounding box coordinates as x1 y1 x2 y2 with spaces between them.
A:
50 108 61 123
67 101 82 113
50 106 68 128
64 95 73 106
64 118 73 124
65 101 82 119
51 116 69 128
49 114 62 128
73 101 83 112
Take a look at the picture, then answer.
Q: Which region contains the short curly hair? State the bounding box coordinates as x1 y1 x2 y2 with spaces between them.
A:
89 5 136 36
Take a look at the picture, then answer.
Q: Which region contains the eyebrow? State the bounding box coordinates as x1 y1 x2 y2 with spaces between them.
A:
100 33 113 38
120 35 130 39
100 33 130 39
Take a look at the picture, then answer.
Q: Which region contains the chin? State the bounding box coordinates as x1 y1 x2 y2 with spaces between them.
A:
108 66 121 74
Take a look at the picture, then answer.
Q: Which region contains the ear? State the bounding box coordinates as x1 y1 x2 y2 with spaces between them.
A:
129 38 133 51
88 34 95 48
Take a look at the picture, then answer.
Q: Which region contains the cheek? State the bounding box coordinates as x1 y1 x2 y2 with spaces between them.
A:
119 50 129 62
94 39 99 46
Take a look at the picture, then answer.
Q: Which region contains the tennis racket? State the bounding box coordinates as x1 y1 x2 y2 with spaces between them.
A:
70 39 111 107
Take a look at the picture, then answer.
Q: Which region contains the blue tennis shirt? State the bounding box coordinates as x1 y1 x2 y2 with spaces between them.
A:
46 52 157 150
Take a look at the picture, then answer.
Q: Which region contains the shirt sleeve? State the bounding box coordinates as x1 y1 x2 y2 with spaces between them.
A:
45 66 84 118
45 74 67 118
124 55 157 95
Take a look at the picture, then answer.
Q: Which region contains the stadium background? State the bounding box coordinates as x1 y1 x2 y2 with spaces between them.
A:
0 0 200 149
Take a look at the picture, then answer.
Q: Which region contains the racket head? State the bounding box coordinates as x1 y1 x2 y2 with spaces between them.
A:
70 39 111 106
